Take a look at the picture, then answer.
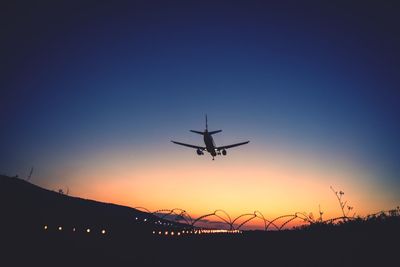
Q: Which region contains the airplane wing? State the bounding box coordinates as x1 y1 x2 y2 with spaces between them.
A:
216 141 249 150
171 141 206 150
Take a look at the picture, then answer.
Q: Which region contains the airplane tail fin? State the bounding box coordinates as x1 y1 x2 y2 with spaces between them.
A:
205 114 208 131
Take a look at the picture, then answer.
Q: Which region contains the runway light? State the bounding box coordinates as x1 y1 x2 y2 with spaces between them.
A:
44 225 48 230
165 231 168 235
101 229 106 234
58 226 62 231
158 231 162 235
144 218 147 222
152 231 156 234
73 228 76 232
171 231 174 236
177 232 181 236
86 228 91 233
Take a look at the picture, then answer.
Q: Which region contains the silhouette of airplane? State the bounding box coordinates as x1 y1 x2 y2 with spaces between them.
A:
171 115 249 160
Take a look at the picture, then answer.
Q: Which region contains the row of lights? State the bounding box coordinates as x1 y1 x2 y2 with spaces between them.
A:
134 217 174 227
44 225 106 235
154 220 174 226
44 225 241 237
152 229 242 236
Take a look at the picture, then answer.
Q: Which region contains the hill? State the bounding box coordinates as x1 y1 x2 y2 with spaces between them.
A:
0 175 188 235
1 174 398 267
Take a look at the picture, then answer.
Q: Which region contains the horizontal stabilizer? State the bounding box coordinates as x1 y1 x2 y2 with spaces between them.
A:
209 130 222 135
190 130 204 135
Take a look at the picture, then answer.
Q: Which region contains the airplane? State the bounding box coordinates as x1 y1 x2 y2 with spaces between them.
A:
171 115 250 160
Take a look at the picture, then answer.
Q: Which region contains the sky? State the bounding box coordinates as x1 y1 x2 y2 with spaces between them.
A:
1 1 399 229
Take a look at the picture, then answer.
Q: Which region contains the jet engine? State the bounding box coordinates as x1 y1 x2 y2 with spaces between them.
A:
222 149 227 156
196 149 204 155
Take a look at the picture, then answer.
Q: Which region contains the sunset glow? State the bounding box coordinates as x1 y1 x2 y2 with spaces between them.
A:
33 139 398 229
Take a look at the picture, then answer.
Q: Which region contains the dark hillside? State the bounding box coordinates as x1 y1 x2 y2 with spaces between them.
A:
0 175 184 235
1 175 398 267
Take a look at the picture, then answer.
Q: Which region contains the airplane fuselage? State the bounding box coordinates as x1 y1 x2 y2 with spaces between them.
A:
203 130 217 157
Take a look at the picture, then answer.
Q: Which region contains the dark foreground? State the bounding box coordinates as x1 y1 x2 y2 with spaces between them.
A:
1 175 398 266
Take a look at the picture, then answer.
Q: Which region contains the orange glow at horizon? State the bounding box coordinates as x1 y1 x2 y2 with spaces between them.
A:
40 141 399 229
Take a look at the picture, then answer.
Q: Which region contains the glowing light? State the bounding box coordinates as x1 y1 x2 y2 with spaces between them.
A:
176 228 242 235
171 231 174 236
86 228 91 233
101 229 106 234
58 226 62 231
152 231 156 234
165 231 168 235
158 231 162 235
44 225 48 230
73 227 76 232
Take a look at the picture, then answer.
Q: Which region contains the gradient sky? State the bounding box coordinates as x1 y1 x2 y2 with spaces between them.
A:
1 1 399 228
